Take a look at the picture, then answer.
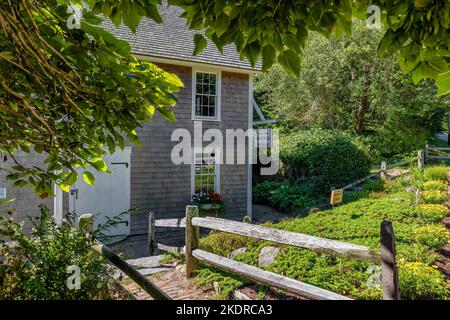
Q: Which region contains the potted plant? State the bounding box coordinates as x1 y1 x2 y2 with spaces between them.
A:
192 192 225 217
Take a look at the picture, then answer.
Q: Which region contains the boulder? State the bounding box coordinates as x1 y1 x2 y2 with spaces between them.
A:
229 247 247 259
258 246 280 267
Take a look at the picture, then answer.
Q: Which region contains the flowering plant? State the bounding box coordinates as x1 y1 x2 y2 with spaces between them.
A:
192 192 224 206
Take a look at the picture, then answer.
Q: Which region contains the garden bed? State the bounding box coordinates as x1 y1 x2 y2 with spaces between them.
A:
197 166 450 300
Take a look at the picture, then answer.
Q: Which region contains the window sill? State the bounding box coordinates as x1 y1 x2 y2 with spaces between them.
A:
192 117 222 122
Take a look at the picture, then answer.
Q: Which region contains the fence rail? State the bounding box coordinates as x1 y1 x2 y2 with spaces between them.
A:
423 145 450 163
184 205 401 300
78 214 171 300
342 160 409 191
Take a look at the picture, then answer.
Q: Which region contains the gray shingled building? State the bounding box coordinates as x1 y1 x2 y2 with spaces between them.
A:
0 5 263 246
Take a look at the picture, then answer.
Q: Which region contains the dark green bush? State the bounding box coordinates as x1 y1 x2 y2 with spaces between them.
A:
280 129 371 194
253 180 318 211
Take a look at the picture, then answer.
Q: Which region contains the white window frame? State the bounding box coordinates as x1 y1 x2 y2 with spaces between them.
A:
191 147 221 197
192 69 221 121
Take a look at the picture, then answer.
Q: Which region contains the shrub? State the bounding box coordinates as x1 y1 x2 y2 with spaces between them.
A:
398 261 449 300
423 167 449 181
253 180 318 211
252 180 283 206
199 231 259 257
423 180 448 191
279 129 371 194
420 190 448 204
414 204 449 223
0 206 119 300
412 225 450 249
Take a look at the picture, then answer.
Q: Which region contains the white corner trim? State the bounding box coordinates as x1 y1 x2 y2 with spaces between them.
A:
247 74 254 219
191 68 222 122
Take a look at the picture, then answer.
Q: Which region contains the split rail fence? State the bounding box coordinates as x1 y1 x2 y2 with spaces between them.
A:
149 205 401 300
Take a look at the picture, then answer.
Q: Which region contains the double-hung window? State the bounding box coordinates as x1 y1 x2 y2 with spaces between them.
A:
192 149 220 195
192 71 221 120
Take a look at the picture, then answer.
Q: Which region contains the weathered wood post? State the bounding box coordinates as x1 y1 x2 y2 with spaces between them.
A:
380 161 387 180
185 205 200 278
380 221 400 300
148 211 155 256
78 213 94 234
448 111 450 147
418 150 425 169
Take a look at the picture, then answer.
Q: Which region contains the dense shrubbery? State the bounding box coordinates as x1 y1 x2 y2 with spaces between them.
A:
252 180 319 211
279 129 371 194
199 168 450 300
254 21 448 159
0 206 120 300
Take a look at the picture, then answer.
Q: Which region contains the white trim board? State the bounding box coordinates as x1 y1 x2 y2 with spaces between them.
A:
134 54 261 75
191 68 222 122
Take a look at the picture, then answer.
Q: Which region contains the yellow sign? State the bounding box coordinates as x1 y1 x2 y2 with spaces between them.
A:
330 189 344 205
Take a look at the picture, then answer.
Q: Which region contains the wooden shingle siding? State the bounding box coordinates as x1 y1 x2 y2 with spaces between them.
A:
0 152 53 235
129 64 250 236
0 63 250 238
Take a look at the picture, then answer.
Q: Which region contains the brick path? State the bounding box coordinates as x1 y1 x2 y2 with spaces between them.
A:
121 264 214 300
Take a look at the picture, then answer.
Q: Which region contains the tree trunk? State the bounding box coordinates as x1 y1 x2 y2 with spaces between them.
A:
355 95 368 134
355 64 371 135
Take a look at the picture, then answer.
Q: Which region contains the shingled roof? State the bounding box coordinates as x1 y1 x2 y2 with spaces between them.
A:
103 5 261 71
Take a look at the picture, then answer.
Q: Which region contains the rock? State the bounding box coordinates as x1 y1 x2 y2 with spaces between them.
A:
213 281 220 293
229 247 247 259
258 246 280 267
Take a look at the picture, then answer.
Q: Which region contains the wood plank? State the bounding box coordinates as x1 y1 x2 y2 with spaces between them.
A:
185 206 200 278
91 242 171 300
156 243 185 254
427 155 450 160
342 172 379 190
155 218 186 228
191 217 380 263
380 221 400 300
192 249 351 300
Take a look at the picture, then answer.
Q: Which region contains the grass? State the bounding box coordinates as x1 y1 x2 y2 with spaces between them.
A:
196 166 450 300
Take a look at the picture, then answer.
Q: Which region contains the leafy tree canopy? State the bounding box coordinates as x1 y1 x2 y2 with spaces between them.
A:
0 0 449 196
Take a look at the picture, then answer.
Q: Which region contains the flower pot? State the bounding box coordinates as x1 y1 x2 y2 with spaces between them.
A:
198 204 222 217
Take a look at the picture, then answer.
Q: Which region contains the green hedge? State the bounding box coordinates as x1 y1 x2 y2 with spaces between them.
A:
279 129 371 194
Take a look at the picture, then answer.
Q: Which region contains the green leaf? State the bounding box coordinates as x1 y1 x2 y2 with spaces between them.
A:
262 45 276 71
193 34 208 56
278 50 301 76
92 160 108 172
436 71 450 96
215 14 230 37
285 32 301 53
413 0 433 9
63 171 78 185
82 171 96 186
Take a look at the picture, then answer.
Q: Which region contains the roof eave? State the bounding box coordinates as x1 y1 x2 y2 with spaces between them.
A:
133 53 262 74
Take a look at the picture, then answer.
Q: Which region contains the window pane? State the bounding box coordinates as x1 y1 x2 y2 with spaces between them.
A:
210 84 216 95
209 74 216 84
196 73 203 83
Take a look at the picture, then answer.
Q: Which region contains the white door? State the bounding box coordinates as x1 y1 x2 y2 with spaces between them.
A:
69 148 131 238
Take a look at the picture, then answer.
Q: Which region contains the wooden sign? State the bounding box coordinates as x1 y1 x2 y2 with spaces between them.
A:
330 189 344 205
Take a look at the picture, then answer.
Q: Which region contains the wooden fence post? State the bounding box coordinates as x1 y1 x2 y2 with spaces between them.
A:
380 221 400 300
185 205 200 278
418 150 425 169
78 213 94 234
380 161 387 180
148 211 155 256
